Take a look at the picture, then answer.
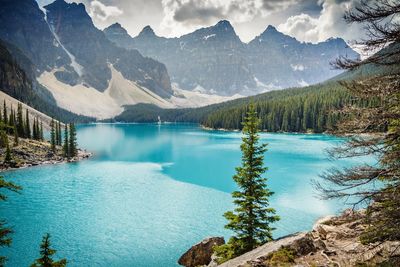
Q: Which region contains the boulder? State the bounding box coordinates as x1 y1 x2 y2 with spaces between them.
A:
290 233 317 256
178 237 225 267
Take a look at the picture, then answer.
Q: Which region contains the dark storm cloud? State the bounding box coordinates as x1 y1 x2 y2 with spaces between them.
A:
173 2 224 23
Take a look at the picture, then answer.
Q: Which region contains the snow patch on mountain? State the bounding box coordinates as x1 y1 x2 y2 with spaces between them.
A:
170 84 243 108
298 80 309 87
203 34 216 40
291 64 305 71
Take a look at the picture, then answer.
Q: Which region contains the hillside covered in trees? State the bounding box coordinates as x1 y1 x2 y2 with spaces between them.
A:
114 82 351 133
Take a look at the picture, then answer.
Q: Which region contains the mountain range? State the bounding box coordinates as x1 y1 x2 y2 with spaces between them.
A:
104 21 359 96
0 0 359 119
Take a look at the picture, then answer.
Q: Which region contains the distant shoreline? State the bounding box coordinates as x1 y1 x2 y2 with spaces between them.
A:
0 136 92 172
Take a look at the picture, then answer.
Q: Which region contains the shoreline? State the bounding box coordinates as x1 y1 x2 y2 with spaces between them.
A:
0 136 92 172
0 149 92 173
200 124 383 137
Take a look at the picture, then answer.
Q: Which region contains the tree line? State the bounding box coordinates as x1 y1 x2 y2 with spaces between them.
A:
115 82 376 134
49 119 78 158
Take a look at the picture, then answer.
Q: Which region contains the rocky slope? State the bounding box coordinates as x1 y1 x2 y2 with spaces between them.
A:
0 134 91 171
0 39 93 122
43 0 172 96
0 0 175 119
104 21 359 96
179 210 400 267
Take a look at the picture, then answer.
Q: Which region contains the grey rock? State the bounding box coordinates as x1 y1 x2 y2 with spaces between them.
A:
178 237 225 267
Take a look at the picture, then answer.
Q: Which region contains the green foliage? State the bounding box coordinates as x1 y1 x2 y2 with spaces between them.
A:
30 233 67 267
267 247 295 266
25 109 31 139
2 100 7 125
57 122 62 146
63 124 69 158
115 82 357 133
4 136 12 163
215 104 279 262
0 176 21 265
68 123 77 158
50 119 56 152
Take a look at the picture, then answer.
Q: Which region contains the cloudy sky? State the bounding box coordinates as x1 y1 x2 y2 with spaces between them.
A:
36 0 365 44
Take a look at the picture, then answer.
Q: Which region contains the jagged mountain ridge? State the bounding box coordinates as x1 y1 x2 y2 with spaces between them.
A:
104 21 359 96
43 0 172 96
0 0 172 99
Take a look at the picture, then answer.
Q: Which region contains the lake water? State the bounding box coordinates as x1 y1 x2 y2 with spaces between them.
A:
1 124 369 266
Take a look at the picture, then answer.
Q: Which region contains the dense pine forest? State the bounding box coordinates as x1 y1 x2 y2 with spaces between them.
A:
115 82 352 133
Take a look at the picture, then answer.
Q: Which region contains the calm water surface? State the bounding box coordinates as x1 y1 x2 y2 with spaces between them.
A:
1 124 370 266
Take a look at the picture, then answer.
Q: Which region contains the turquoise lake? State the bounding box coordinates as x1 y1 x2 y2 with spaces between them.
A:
1 123 370 266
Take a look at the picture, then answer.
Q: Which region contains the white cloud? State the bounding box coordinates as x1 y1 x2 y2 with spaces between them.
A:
88 0 123 22
160 0 297 37
278 0 363 43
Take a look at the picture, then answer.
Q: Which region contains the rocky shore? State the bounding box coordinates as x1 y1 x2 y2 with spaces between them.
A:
179 209 400 267
0 136 91 171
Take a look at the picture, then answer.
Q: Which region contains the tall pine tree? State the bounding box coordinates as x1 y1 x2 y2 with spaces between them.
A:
50 119 56 152
2 100 7 125
40 122 44 141
68 123 77 157
62 124 69 158
57 122 62 146
25 109 31 139
215 104 279 262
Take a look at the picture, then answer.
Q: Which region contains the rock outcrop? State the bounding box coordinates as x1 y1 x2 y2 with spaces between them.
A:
184 210 400 267
178 237 225 267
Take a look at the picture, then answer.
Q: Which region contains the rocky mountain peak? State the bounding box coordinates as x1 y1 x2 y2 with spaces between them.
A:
210 20 237 36
104 23 129 36
138 25 156 38
44 0 91 25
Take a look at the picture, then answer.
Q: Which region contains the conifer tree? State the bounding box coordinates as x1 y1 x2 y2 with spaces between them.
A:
30 233 67 267
68 123 77 157
215 104 279 262
50 119 56 152
13 126 18 147
40 122 44 141
34 118 40 140
8 108 14 135
4 136 12 163
63 124 69 158
55 122 59 146
0 175 21 266
316 0 400 245
57 122 62 146
25 109 31 139
16 104 24 138
2 100 7 126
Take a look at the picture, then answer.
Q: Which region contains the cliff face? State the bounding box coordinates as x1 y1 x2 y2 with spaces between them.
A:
44 0 172 96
